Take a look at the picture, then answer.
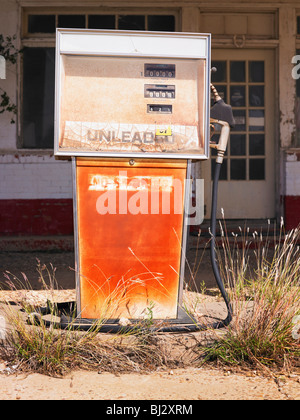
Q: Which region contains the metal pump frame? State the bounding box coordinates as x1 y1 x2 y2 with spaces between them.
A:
28 31 234 332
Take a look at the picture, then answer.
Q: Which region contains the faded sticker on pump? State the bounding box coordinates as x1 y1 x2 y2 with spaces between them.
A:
88 173 174 192
61 121 199 153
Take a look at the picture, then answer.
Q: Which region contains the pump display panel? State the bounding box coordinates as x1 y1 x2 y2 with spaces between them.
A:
54 29 211 160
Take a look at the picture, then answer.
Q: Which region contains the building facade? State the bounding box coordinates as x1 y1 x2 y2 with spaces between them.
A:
0 0 300 245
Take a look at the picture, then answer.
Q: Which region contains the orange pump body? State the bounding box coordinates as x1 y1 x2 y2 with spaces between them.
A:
75 158 187 320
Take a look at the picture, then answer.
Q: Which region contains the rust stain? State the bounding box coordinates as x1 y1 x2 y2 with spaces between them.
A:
76 160 186 319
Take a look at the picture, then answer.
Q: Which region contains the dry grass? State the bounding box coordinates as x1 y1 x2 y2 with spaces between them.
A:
199 218 300 373
0 261 180 377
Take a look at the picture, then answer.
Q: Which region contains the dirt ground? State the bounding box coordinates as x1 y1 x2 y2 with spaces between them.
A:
0 365 299 401
0 250 299 400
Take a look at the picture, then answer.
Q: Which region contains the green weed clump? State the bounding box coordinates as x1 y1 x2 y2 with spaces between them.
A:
201 220 300 372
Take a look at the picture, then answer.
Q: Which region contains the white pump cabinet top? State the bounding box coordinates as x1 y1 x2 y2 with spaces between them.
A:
54 29 211 159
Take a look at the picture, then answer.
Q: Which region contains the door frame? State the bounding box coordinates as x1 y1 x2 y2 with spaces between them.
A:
201 48 277 220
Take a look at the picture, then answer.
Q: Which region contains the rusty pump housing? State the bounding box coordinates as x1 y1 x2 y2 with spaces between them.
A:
34 30 234 332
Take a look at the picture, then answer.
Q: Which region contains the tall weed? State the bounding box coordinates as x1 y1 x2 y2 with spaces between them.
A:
201 218 300 371
0 260 174 376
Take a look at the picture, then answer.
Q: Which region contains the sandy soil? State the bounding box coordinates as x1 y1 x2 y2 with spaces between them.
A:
0 365 299 400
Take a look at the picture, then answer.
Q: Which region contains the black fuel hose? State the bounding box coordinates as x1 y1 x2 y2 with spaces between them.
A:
208 161 233 328
39 160 232 334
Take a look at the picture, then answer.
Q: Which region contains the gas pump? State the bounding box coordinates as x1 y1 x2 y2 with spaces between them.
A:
53 29 234 331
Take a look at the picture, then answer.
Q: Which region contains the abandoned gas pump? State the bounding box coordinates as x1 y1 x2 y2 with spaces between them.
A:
53 29 233 331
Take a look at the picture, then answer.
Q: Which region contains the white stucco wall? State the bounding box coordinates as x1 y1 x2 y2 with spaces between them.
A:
0 0 299 225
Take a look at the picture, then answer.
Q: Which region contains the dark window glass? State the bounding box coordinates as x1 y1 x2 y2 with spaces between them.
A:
58 15 85 28
148 15 175 31
88 15 115 29
230 159 246 180
22 48 55 148
249 110 265 131
230 86 245 107
230 134 246 156
211 159 227 180
118 15 145 30
211 61 226 83
249 159 265 180
230 61 245 82
249 85 264 107
28 15 55 33
232 109 246 131
249 61 264 82
249 134 265 155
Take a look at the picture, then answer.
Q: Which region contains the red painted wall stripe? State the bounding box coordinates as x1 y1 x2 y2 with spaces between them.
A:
0 197 299 236
284 196 300 231
0 199 73 236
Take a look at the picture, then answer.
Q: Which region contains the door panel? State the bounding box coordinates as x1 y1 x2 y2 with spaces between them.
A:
203 49 275 219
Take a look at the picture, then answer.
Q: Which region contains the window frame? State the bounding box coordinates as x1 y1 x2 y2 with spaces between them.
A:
211 58 266 181
22 8 180 38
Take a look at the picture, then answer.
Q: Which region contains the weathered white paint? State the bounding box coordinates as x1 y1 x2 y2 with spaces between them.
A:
285 154 300 196
0 155 72 199
278 7 296 149
59 30 209 58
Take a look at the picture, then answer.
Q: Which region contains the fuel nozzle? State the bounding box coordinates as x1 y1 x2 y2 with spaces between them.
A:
210 81 235 163
210 83 235 129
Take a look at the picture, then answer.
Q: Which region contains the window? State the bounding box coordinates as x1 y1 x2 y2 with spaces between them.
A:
211 59 266 180
24 13 176 35
22 47 55 148
21 11 176 149
28 15 56 33
297 16 300 36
